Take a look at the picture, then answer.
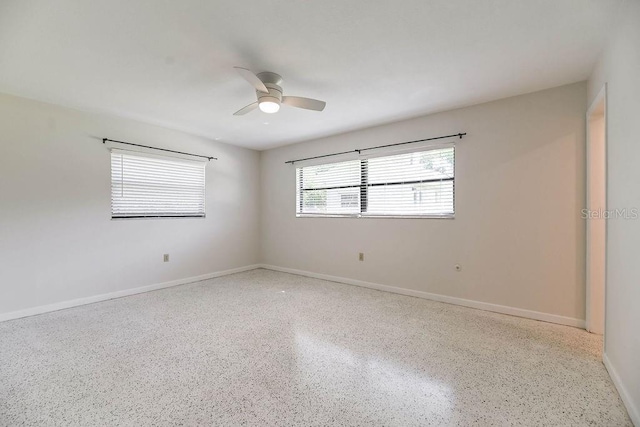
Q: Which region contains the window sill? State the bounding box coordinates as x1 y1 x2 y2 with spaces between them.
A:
111 215 206 220
295 214 455 219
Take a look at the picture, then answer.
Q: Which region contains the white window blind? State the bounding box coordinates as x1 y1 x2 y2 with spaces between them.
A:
296 159 362 216
111 150 206 219
296 145 454 217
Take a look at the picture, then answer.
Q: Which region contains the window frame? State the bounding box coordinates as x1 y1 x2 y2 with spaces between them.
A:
295 144 455 219
110 149 207 220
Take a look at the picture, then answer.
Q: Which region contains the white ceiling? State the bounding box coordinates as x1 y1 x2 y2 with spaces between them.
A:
0 0 621 150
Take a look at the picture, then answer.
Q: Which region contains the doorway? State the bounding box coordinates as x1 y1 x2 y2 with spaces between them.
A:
586 85 607 336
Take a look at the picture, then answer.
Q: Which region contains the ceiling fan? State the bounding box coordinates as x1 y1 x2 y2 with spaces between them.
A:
233 67 326 115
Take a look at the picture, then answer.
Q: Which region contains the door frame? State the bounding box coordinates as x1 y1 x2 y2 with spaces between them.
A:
585 84 607 339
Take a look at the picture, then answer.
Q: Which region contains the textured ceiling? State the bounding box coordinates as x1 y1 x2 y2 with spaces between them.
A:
0 0 622 149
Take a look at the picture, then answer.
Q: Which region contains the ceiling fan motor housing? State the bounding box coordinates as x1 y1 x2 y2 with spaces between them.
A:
257 84 282 105
256 72 283 106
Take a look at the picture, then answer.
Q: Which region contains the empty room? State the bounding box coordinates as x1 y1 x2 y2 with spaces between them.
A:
1 0 639 425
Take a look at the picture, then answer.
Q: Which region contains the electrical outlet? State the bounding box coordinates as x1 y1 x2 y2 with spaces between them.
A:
359 252 364 261
163 254 170 262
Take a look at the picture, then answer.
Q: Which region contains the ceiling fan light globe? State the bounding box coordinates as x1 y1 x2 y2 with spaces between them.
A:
259 101 280 114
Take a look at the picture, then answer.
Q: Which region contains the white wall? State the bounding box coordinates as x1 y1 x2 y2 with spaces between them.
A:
260 82 586 323
587 0 640 423
0 93 260 317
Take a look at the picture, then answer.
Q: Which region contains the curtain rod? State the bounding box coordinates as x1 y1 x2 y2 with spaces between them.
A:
284 132 466 164
103 138 217 161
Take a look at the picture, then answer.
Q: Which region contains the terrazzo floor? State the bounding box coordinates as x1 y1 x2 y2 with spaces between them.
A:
0 269 632 426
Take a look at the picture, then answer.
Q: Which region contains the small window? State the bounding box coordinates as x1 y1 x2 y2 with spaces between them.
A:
111 150 206 219
296 145 454 218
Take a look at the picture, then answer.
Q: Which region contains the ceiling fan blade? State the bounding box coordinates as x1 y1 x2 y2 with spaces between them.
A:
233 102 259 116
282 96 326 111
234 67 269 93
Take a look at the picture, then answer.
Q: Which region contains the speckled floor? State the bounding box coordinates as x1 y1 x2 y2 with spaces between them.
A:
0 269 632 426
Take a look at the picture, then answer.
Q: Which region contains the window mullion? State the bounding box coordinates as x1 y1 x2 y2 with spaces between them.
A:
298 168 304 213
360 159 368 213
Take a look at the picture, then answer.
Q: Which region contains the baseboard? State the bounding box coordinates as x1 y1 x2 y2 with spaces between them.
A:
2 263 586 329
604 353 639 426
258 264 586 329
0 264 262 323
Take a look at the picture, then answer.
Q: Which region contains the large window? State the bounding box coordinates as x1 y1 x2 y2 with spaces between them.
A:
296 145 454 217
111 150 206 219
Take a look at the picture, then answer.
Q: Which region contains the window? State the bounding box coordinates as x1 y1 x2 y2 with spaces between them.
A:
341 194 359 208
296 145 454 217
111 150 206 219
